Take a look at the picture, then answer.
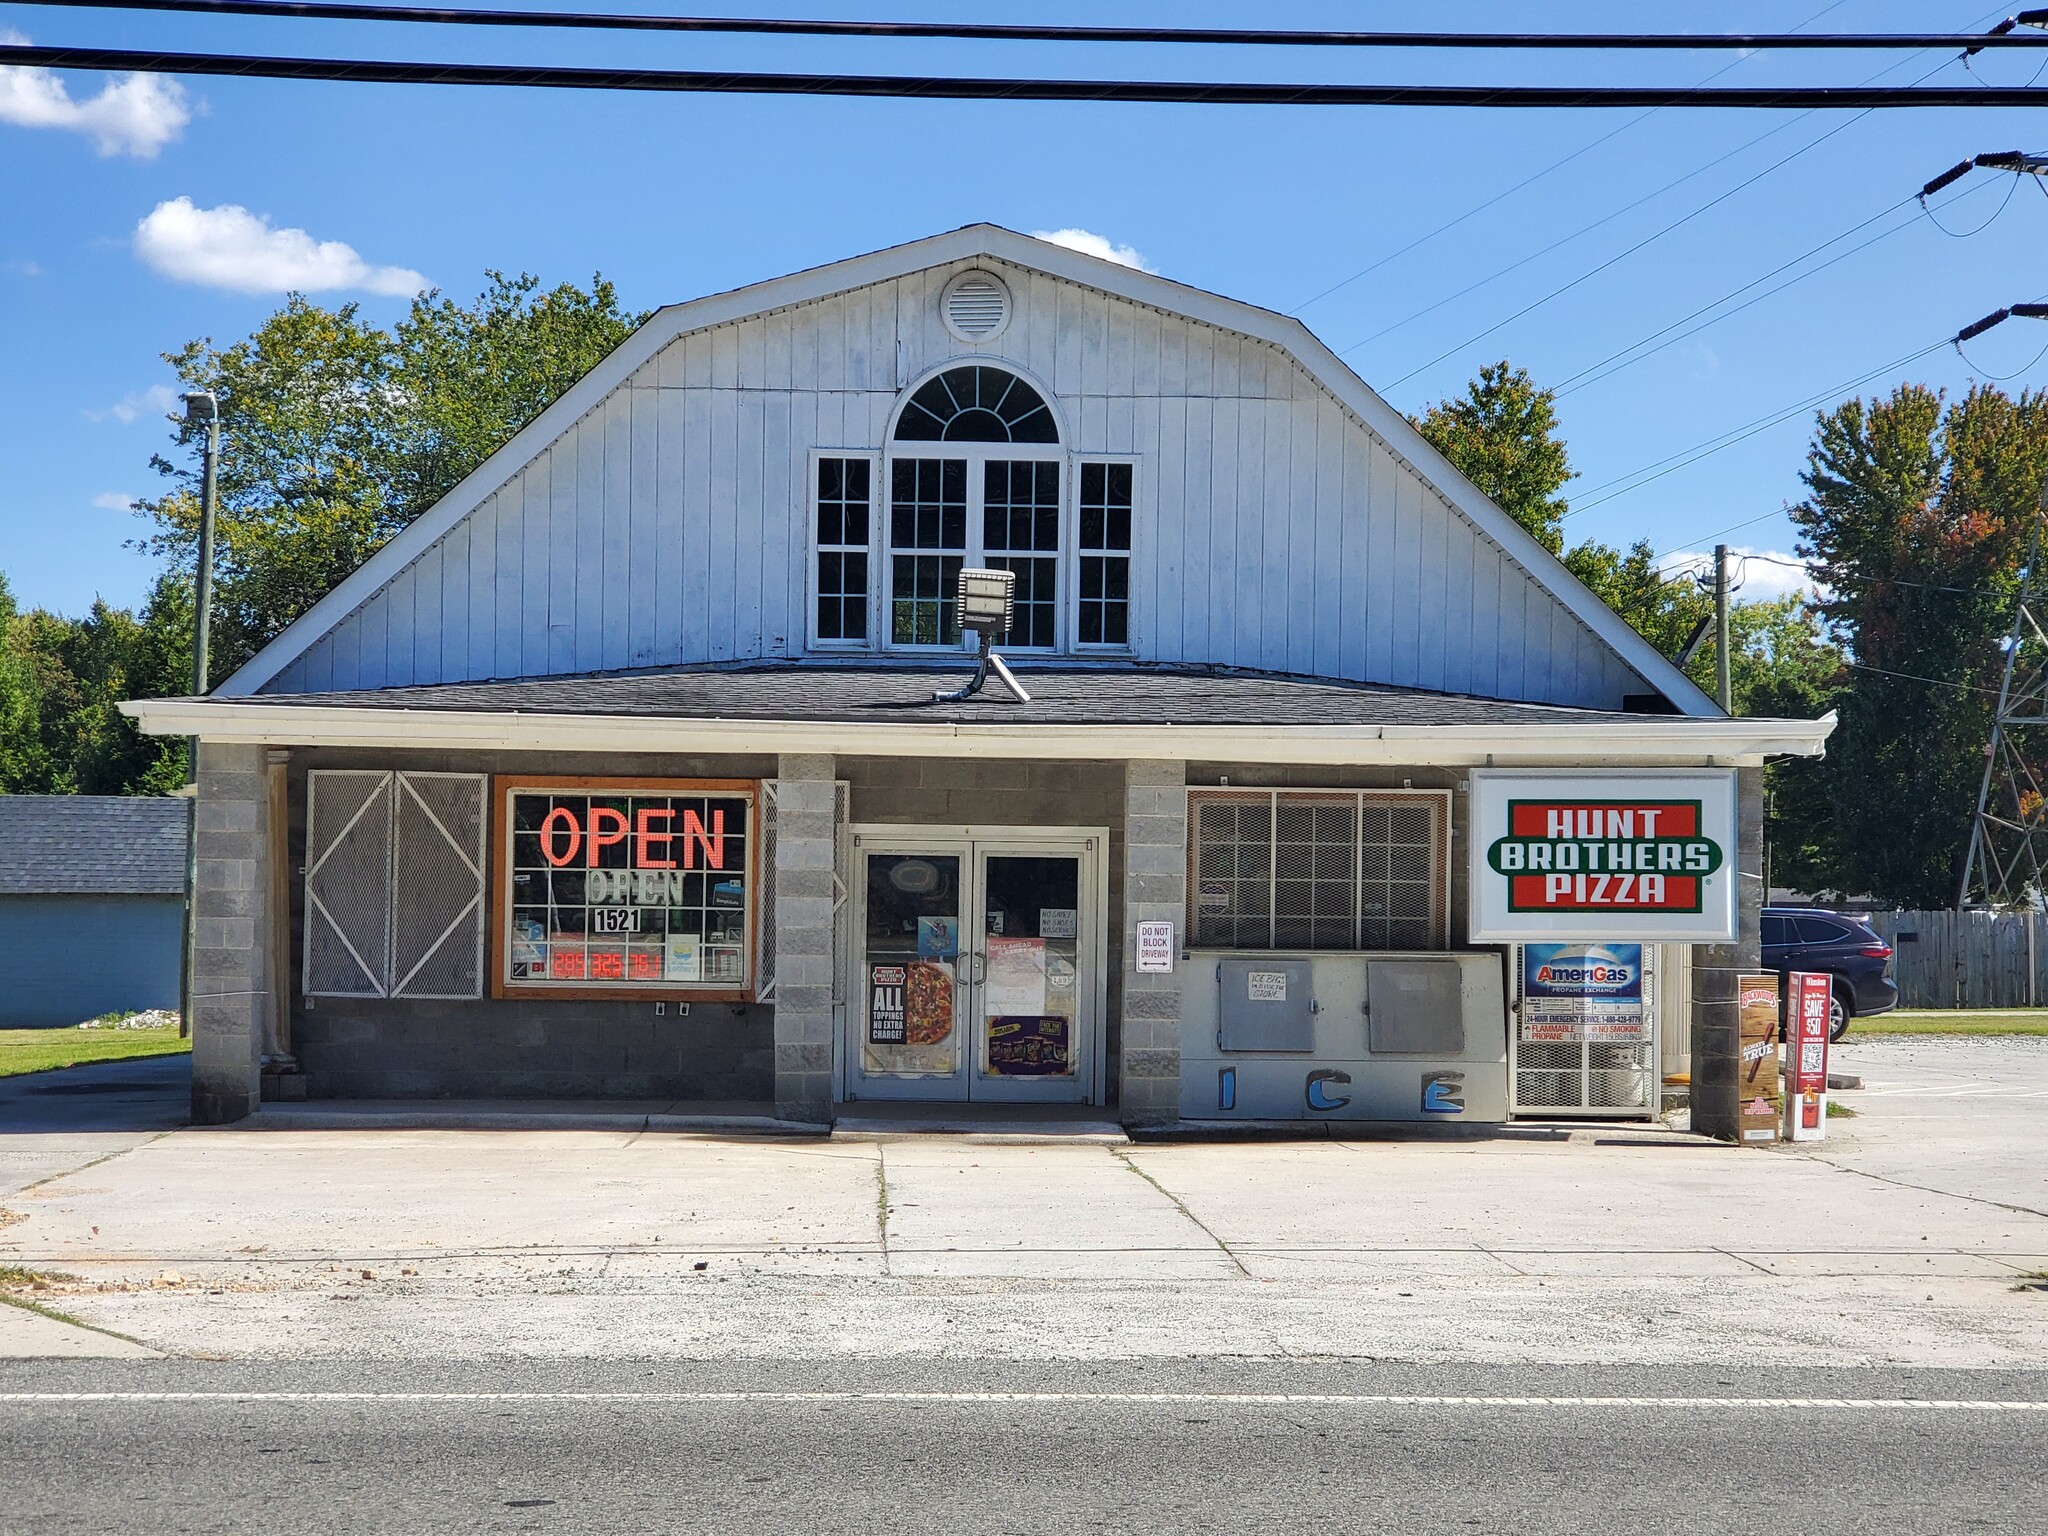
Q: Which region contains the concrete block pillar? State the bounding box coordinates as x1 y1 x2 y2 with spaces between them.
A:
1120 759 1187 1126
190 740 270 1124
1689 766 1765 1142
772 753 837 1124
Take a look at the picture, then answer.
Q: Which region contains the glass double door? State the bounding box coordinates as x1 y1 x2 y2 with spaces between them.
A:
849 832 1099 1103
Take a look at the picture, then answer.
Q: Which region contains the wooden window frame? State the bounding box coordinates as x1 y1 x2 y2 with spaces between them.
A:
807 449 880 654
1073 454 1139 656
491 775 761 1002
881 443 1067 655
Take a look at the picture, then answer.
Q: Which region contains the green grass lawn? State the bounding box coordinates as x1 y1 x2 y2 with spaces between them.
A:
1852 1010 2048 1037
0 1024 191 1078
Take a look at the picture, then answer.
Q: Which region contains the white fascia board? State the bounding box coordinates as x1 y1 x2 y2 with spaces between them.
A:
121 699 1835 768
219 221 1714 714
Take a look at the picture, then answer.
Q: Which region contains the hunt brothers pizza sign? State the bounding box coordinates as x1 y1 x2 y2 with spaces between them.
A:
1468 771 1738 943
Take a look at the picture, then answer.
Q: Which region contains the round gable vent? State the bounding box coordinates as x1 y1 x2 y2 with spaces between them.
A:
941 270 1011 343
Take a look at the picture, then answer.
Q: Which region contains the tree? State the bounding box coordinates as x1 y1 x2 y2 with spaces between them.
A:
0 575 188 795
138 272 645 678
1791 382 2048 907
1414 361 1576 553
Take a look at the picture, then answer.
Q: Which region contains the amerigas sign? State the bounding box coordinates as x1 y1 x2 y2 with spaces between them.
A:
1468 770 1738 942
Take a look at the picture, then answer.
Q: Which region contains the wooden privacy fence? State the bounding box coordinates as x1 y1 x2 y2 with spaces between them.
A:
1864 910 2048 1009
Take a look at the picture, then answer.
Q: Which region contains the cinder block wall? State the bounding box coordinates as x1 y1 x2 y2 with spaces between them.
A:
287 747 778 1102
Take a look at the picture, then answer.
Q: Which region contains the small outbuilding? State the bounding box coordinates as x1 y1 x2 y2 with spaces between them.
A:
0 795 187 1027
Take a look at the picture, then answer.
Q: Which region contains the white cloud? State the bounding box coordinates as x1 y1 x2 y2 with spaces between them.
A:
0 31 190 157
1028 227 1154 272
91 492 137 512
1659 547 1819 603
84 384 178 425
4 258 42 277
133 197 429 297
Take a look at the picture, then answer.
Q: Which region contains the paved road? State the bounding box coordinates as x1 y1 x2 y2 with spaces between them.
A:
2 1359 2043 1534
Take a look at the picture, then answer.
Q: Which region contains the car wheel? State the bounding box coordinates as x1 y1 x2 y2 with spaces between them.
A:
1828 988 1850 1042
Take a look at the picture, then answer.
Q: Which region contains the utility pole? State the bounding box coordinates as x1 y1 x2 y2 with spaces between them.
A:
1958 488 2048 910
1714 543 1732 712
177 391 220 1042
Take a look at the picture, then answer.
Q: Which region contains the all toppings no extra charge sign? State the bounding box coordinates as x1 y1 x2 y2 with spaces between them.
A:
1468 770 1738 943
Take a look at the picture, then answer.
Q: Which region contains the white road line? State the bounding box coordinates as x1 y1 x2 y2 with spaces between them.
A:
0 1392 2043 1411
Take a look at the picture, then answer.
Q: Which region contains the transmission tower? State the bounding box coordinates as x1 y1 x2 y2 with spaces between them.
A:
1958 492 2048 909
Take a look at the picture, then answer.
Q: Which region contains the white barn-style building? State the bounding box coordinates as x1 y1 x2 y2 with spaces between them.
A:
128 225 1830 1134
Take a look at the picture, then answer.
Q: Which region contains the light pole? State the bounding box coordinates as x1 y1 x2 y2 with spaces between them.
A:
177 391 220 1043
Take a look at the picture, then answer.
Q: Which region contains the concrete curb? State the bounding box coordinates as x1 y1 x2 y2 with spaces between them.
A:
229 1106 828 1136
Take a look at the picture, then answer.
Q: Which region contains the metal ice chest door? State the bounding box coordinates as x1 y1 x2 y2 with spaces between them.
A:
1217 958 1315 1052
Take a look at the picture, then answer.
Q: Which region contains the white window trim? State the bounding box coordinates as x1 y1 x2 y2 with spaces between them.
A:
806 448 882 654
1071 452 1140 657
881 441 1067 655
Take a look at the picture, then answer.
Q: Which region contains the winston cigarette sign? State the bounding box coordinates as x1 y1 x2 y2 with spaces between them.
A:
1469 771 1737 942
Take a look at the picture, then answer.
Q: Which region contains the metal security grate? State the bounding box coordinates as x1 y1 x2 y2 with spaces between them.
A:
1188 790 1449 951
1510 948 1660 1119
755 780 779 1003
390 773 486 999
304 770 486 1000
305 771 393 997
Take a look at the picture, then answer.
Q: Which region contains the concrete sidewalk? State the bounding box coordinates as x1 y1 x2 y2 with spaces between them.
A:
1 1038 2042 1365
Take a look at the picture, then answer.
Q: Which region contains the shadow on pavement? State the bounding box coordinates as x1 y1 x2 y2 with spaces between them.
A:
0 1054 190 1133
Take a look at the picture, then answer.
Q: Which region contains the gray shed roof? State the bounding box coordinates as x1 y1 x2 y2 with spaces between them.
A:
0 796 188 897
238 664 1656 727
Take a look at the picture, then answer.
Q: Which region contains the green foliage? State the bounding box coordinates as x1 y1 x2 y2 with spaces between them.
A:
1791 382 2048 908
0 571 189 795
1413 361 1576 554
1564 538 1713 664
138 272 645 679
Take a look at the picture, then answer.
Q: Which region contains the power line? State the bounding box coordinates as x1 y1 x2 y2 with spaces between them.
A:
1372 31 1978 389
21 0 2048 51
1350 20 1993 385
13 44 2048 107
1552 191 1959 398
1285 0 1854 315
1567 340 1951 513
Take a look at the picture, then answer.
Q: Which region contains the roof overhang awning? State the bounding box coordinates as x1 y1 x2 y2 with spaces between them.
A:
122 697 1836 768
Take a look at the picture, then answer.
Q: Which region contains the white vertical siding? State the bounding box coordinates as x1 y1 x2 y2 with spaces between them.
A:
276 256 1651 708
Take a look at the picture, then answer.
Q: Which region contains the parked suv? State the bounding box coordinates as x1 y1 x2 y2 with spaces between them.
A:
1761 907 1899 1040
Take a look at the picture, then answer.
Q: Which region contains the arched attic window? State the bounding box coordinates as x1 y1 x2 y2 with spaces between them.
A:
810 364 1130 655
893 366 1059 444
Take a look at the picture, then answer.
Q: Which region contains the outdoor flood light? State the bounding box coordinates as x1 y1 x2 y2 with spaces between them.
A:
956 567 1017 635
934 566 1030 704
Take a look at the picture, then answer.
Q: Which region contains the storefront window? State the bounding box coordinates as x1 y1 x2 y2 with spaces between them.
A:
1187 789 1450 951
497 778 756 995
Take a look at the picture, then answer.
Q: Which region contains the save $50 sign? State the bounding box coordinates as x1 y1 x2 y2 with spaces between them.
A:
1467 770 1738 942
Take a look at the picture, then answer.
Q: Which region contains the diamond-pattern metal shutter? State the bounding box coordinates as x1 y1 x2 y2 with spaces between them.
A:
754 780 779 1003
304 770 393 997
390 773 486 999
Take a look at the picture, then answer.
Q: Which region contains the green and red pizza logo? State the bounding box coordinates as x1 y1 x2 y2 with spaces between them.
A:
1486 799 1724 913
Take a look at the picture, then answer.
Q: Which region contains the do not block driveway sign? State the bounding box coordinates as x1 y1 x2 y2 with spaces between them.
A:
1468 769 1739 944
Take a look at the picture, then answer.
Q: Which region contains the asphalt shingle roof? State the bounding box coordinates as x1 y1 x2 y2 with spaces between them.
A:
246 665 1664 727
0 796 188 897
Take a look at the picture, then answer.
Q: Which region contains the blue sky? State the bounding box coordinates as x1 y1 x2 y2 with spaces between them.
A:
4 0 2047 617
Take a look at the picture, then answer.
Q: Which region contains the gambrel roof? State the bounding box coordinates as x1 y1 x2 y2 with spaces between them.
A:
216 225 1717 717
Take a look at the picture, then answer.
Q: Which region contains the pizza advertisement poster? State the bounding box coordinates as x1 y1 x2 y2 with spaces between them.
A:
1469 770 1738 943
